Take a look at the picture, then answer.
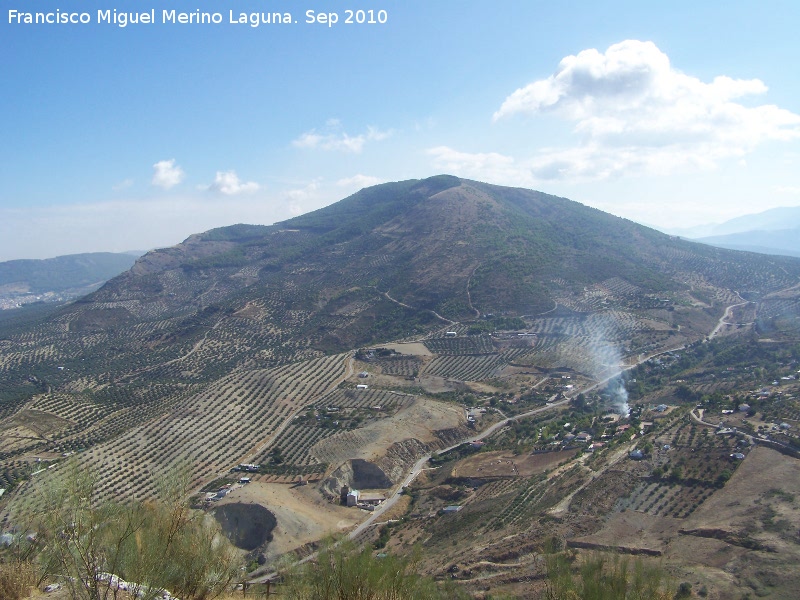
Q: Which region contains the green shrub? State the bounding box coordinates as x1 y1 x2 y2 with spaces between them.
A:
279 538 467 599
543 552 672 600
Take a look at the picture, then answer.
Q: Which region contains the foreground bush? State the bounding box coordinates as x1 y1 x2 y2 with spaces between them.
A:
0 559 36 600
279 539 467 600
34 461 241 600
543 552 672 600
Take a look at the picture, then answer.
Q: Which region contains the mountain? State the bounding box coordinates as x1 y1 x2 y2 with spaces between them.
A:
0 251 139 309
78 176 800 335
704 205 800 236
2 176 800 596
695 228 800 258
2 175 799 412
664 205 800 256
662 205 800 239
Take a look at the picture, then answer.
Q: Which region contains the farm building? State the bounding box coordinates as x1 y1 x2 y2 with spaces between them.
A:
359 492 386 505
442 505 463 513
629 449 645 460
356 384 369 390
655 404 668 412
445 331 457 337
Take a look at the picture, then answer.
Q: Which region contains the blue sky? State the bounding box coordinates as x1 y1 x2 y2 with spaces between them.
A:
2 0 799 260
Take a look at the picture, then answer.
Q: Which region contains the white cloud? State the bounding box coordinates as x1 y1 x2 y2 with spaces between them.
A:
335 174 384 189
208 170 260 195
285 182 321 216
493 40 800 180
151 159 185 189
292 122 392 153
427 146 533 185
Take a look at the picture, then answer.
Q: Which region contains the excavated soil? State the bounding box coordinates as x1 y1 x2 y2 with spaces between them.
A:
213 502 277 551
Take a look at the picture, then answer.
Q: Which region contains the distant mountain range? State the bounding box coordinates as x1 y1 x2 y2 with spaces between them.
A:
662 205 800 258
693 229 800 258
0 252 139 308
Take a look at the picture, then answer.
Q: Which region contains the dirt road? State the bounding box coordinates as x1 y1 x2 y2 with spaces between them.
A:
708 294 749 339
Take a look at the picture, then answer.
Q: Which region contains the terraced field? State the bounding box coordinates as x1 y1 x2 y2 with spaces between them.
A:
2 353 350 518
424 347 534 381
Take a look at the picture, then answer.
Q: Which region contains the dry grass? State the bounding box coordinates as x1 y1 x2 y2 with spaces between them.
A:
0 561 36 600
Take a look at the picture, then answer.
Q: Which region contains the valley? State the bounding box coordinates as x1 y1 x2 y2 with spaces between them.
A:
2 177 800 598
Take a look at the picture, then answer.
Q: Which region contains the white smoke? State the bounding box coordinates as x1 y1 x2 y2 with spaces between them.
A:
587 318 630 417
607 376 631 417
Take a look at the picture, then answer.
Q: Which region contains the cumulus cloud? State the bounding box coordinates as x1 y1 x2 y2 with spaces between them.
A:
208 170 260 195
293 121 392 153
493 40 800 180
151 159 185 189
284 182 321 216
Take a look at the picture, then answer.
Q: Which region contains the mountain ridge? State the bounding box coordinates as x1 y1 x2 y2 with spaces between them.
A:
695 227 800 258
87 175 800 328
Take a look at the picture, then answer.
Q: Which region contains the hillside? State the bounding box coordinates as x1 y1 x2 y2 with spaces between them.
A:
0 251 139 309
2 176 800 597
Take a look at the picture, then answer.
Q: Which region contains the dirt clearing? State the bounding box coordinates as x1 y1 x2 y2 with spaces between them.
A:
379 342 432 356
452 449 577 479
311 397 464 466
216 482 359 559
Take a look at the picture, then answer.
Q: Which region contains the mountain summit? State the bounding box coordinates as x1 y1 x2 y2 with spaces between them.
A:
77 175 799 347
